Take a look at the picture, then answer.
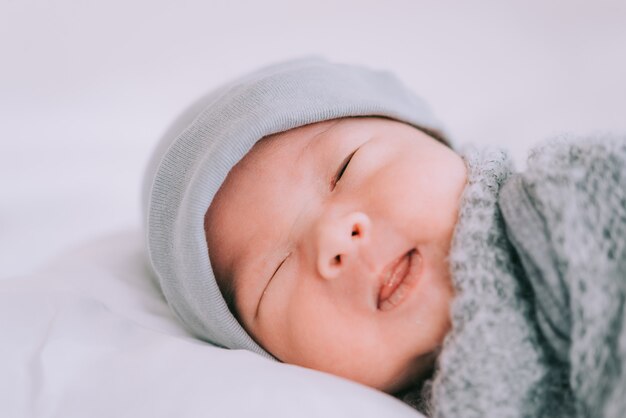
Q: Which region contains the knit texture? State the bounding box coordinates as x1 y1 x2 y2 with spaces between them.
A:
428 145 549 417
405 135 626 417
499 135 626 417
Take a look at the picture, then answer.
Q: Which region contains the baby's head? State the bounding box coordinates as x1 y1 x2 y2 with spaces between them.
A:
144 58 467 394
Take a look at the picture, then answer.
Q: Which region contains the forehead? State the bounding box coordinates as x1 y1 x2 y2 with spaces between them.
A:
246 118 343 167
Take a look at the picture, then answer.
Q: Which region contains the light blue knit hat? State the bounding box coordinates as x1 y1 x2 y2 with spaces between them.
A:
142 57 448 360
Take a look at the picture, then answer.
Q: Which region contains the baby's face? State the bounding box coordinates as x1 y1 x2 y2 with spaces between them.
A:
205 117 467 393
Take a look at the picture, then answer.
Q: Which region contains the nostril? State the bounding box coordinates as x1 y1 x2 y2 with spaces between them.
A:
333 254 342 265
350 213 370 239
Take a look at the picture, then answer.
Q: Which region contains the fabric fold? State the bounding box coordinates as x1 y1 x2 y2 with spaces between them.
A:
412 135 626 417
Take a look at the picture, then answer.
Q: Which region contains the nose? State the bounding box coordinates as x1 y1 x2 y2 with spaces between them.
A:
314 211 371 280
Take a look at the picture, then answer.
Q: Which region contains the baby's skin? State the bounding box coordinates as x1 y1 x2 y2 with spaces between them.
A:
205 117 467 393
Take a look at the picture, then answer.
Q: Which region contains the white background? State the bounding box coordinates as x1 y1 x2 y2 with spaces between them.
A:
2 0 626 278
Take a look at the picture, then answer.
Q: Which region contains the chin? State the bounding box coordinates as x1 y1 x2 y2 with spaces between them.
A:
380 350 439 394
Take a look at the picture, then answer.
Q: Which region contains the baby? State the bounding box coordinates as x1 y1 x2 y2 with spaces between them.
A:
144 57 626 416
205 116 466 393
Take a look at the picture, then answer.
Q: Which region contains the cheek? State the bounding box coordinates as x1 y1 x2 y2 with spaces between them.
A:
366 162 436 234
392 161 460 239
282 289 421 390
277 283 380 369
417 274 454 345
263 274 442 391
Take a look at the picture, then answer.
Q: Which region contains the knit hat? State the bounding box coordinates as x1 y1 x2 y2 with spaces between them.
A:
142 56 449 360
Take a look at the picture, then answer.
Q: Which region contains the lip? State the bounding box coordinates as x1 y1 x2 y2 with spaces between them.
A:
376 248 421 311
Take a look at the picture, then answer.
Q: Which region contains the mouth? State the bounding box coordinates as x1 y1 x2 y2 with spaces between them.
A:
377 248 421 311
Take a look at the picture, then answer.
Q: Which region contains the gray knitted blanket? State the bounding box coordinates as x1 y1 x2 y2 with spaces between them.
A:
404 135 626 417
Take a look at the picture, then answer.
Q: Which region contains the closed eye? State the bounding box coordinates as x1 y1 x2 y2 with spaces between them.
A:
331 147 359 189
255 254 289 319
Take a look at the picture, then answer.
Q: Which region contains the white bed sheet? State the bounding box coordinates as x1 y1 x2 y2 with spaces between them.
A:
0 230 423 418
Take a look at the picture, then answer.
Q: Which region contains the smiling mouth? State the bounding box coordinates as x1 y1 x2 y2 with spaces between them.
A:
377 248 421 311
